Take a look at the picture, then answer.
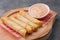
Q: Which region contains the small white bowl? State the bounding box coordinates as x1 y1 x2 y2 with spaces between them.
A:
28 3 50 19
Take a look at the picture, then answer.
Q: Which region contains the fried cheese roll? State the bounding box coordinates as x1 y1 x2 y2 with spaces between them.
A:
1 17 27 37
9 17 33 33
19 11 42 26
15 14 40 30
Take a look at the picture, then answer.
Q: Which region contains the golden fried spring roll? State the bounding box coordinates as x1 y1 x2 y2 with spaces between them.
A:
1 17 26 37
15 14 40 30
19 11 43 25
9 17 33 33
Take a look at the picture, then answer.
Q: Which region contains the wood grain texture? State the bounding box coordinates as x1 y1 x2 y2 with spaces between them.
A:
0 8 57 40
0 16 55 40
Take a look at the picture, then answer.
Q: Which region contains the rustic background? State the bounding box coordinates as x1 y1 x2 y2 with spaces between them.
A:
0 0 60 40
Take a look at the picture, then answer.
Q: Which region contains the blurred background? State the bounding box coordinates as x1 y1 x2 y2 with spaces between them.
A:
0 0 60 40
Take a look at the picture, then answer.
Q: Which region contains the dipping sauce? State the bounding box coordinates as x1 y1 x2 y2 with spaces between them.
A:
28 3 50 18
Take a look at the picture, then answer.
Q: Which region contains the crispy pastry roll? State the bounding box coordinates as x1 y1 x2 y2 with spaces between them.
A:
15 14 40 30
19 10 43 25
1 17 27 37
9 16 33 33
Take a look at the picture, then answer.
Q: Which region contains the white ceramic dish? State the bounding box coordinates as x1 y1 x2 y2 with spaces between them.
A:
28 3 50 19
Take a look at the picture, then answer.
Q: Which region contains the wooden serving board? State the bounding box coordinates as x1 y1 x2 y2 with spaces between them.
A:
0 8 57 40
0 16 55 40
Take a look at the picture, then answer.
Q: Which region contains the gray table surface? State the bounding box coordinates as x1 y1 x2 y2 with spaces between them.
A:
0 0 60 40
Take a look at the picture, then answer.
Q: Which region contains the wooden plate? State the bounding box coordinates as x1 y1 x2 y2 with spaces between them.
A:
0 7 57 40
